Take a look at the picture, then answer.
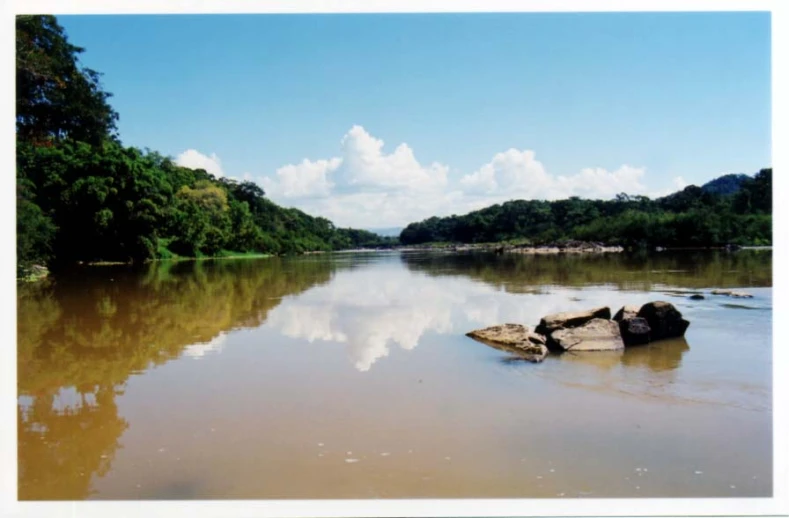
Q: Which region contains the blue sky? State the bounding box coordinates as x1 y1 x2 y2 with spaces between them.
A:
58 12 771 228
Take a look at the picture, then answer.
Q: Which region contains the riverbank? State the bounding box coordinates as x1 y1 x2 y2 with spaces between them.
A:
17 265 50 283
396 240 624 254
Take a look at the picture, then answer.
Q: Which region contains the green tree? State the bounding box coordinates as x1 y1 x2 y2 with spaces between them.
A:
16 15 118 145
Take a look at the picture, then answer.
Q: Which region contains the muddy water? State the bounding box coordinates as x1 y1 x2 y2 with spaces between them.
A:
16 250 772 500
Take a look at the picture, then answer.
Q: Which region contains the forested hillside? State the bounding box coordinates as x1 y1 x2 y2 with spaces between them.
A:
700 173 751 195
16 15 394 274
399 169 772 248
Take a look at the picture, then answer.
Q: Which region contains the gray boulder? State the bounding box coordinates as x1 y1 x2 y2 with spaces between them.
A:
636 301 690 342
535 306 611 336
466 324 549 363
550 318 625 351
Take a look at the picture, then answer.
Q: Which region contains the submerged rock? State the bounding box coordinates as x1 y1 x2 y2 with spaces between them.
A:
465 324 548 362
550 318 625 351
618 316 651 346
466 324 545 347
535 306 611 336
636 301 690 342
689 294 705 300
711 289 753 298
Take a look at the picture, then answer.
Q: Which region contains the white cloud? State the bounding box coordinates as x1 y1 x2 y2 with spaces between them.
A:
181 127 689 228
258 126 666 227
262 126 448 200
261 158 341 199
460 149 551 196
334 125 448 193
175 149 225 178
460 153 647 201
556 165 647 199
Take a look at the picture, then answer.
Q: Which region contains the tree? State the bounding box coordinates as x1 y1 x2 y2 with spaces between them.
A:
16 15 118 145
16 176 56 273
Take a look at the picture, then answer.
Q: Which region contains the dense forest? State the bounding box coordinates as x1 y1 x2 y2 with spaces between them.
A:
399 168 772 248
16 15 396 275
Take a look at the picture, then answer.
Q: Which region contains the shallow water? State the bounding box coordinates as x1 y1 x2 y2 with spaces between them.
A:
16 250 772 499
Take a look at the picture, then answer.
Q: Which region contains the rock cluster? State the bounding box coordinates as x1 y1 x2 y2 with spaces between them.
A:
466 301 690 362
710 289 754 298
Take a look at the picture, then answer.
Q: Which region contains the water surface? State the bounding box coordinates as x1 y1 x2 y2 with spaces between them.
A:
17 250 773 499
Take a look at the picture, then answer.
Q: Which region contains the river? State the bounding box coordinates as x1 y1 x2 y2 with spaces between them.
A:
16 250 772 499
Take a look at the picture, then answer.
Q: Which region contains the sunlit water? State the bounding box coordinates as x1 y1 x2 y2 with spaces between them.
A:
17 250 772 499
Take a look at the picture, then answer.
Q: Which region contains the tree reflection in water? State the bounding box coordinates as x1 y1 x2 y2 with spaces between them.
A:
16 257 336 500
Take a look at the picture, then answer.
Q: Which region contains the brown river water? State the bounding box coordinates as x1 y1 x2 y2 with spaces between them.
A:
16 250 772 500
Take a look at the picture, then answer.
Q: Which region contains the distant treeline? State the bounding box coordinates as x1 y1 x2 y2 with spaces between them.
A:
16 16 396 273
399 169 772 248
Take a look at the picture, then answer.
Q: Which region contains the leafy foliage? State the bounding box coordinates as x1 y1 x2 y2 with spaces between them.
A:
400 169 772 249
16 15 118 145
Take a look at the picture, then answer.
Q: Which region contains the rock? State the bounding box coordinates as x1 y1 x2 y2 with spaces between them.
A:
466 324 544 347
549 318 625 351
465 324 548 363
535 306 611 335
618 316 651 346
636 301 690 342
613 305 641 322
711 289 753 298
689 294 705 300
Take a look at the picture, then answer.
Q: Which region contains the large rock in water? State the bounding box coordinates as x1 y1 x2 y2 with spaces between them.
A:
618 316 651 346
613 305 641 322
549 318 625 351
535 306 611 336
466 324 549 363
636 301 690 342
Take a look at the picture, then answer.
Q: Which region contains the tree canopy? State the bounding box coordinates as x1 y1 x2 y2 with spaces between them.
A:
399 168 772 249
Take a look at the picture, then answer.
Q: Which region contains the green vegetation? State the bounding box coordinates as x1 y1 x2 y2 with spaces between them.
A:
16 15 771 278
400 170 772 248
16 15 395 276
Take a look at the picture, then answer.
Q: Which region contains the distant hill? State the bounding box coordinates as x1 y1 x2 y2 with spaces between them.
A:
700 173 750 195
366 227 403 237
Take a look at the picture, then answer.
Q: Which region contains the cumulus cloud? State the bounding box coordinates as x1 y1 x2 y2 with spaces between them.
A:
261 158 341 198
262 126 448 200
334 125 449 193
460 152 647 201
460 149 551 195
258 126 666 227
175 149 225 177
182 126 686 227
